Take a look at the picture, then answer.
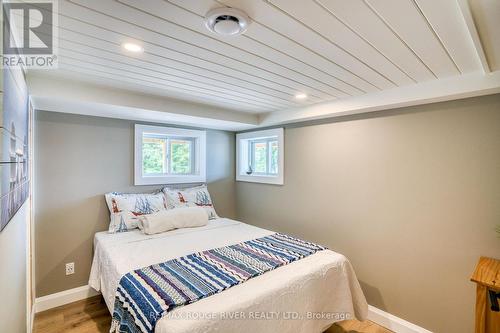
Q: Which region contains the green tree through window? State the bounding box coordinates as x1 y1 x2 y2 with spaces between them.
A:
143 137 166 174
171 140 191 174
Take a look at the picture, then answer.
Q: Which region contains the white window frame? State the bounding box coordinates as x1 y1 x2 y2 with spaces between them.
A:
135 124 206 185
236 128 284 185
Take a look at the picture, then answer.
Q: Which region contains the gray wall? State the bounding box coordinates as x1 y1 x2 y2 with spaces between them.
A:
236 94 500 333
0 202 28 333
35 111 236 296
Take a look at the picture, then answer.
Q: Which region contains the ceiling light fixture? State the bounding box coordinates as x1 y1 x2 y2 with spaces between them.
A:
205 8 250 36
122 42 144 53
295 93 308 100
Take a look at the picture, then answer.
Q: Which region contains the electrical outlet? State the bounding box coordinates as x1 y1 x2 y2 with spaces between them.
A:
65 262 75 275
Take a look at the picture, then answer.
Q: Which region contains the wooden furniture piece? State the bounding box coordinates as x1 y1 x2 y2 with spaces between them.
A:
471 256 500 333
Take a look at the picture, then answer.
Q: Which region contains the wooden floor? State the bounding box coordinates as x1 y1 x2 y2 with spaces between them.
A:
33 296 393 333
34 296 111 333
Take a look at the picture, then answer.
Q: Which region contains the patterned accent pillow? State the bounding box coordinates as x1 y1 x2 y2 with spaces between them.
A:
162 185 218 220
104 192 167 233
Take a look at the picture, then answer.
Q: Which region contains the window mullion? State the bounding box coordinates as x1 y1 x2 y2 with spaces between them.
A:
249 141 254 173
166 137 171 175
264 140 268 174
267 140 272 175
190 139 195 174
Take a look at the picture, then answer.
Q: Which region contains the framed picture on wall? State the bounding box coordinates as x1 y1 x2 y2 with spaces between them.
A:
0 64 30 231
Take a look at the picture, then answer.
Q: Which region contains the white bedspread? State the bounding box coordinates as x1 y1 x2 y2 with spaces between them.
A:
89 218 368 333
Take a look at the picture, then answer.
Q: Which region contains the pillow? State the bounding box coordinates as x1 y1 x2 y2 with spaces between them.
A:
104 192 167 233
162 185 218 219
138 207 208 235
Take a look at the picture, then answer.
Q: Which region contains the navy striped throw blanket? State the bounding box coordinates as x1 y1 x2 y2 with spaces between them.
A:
111 233 326 333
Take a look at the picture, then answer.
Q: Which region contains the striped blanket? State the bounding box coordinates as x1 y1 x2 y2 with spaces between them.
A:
110 233 326 333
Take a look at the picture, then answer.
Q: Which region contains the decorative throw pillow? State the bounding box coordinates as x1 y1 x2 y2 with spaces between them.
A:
104 192 167 233
138 207 208 235
162 185 218 220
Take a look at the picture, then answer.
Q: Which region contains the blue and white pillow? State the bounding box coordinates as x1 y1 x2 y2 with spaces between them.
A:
104 192 167 233
162 185 218 220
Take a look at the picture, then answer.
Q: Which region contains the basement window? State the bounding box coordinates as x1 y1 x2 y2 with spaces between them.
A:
236 128 284 185
135 124 206 185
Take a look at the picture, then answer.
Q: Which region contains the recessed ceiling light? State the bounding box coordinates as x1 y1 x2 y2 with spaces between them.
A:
122 42 144 53
205 8 250 36
295 93 307 100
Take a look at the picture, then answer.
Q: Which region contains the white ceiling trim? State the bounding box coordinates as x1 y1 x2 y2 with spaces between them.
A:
33 96 256 131
456 0 490 74
260 70 500 126
28 73 258 131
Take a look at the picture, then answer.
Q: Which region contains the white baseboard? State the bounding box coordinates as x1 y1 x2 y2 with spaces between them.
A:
35 285 100 313
368 305 433 333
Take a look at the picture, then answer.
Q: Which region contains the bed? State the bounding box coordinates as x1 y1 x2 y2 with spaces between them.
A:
89 218 368 333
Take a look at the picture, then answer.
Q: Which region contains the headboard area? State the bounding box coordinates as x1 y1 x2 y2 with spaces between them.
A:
34 111 236 297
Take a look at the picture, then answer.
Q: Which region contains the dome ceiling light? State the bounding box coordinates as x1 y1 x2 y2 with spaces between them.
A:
205 8 250 36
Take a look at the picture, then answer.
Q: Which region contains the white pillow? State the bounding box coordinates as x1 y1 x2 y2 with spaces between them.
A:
162 185 218 219
138 207 208 235
104 192 167 233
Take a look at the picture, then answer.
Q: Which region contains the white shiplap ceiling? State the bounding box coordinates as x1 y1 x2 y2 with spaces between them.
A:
28 0 500 129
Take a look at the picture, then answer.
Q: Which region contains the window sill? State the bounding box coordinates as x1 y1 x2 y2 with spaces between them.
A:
236 174 283 185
